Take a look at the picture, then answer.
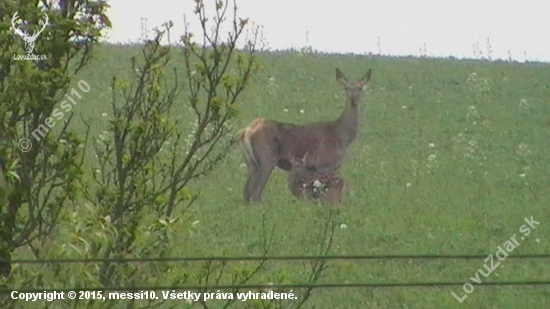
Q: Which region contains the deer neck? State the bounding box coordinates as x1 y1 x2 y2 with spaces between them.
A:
336 102 360 146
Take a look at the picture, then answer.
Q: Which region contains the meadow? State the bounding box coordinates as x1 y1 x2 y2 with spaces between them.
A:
19 44 550 308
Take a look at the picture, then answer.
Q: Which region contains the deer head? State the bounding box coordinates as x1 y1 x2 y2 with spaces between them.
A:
288 153 308 173
11 11 49 54
336 68 372 106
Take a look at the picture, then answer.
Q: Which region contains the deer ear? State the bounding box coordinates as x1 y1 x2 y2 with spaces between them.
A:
335 68 347 85
359 69 372 85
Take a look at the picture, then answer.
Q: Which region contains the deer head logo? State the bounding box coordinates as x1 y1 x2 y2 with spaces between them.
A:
11 11 49 54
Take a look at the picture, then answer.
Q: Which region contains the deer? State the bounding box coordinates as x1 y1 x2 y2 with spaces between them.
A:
11 11 49 54
287 153 347 204
238 67 372 203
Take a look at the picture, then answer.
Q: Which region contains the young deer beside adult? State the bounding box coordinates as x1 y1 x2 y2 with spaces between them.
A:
287 153 347 204
238 67 372 203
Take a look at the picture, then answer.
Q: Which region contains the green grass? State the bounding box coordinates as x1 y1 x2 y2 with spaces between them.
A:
26 45 550 308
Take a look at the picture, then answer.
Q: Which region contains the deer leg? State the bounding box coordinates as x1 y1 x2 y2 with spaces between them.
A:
248 162 275 202
244 165 259 203
244 144 277 203
244 162 274 203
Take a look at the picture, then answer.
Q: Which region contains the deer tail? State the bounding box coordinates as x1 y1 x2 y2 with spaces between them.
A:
238 118 265 167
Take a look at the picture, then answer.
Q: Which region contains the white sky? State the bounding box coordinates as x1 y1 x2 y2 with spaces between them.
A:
105 0 550 62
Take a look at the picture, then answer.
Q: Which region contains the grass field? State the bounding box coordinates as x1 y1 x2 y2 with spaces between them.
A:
17 44 550 308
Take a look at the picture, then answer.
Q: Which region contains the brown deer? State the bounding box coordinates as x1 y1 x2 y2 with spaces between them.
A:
287 153 347 204
238 67 372 203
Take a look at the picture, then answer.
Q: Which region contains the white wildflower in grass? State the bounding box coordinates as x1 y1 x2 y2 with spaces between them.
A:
98 131 111 142
265 282 275 292
467 105 479 119
340 223 347 230
101 112 108 117
283 108 288 113
160 140 171 153
429 143 435 148
406 182 412 188
426 152 438 169
517 143 531 157
451 132 485 161
409 159 418 176
267 76 277 94
402 105 407 109
466 139 478 158
519 173 526 178
451 133 465 157
467 72 478 83
518 98 530 112
299 109 305 114
466 72 492 96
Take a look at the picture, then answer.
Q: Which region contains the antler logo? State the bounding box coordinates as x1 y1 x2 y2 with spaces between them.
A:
11 11 49 54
